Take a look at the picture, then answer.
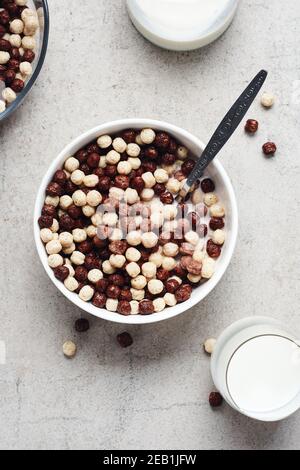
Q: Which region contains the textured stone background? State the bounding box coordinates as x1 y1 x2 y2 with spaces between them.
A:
0 0 300 450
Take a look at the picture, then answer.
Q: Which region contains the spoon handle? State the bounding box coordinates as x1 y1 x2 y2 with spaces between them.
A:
179 69 268 199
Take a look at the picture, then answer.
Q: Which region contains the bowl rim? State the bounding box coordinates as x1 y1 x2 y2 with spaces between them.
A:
0 0 50 122
34 118 239 325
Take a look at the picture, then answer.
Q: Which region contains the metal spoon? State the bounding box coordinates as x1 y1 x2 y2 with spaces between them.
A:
178 69 268 202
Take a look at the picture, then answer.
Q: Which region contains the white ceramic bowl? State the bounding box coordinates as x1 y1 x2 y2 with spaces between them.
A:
34 119 238 324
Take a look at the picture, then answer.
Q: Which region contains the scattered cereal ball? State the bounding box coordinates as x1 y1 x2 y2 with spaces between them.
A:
141 232 158 249
261 92 275 108
106 150 121 165
177 146 188 160
209 392 223 407
127 143 140 157
59 232 73 248
166 178 181 194
212 229 225 246
102 260 116 275
148 279 164 295
0 100 6 113
97 134 112 149
210 204 225 218
19 61 32 77
110 254 126 269
10 19 24 34
126 247 141 262
204 338 217 355
162 257 177 271
70 251 85 266
149 251 163 267
65 157 79 172
79 285 94 302
187 273 201 283
131 275 147 290
113 137 127 153
164 293 177 307
142 262 157 279
154 168 169 184
201 257 215 279
46 240 62 255
141 128 156 144
2 87 17 103
124 188 139 205
72 190 87 207
70 169 85 185
48 254 63 268
40 228 53 243
60 195 73 210
106 298 118 312
128 157 141 170
126 262 141 278
130 288 145 301
204 193 218 207
153 297 166 313
185 231 199 246
83 174 99 188
127 230 142 246
142 172 156 188
22 35 36 50
88 269 103 283
63 341 77 358
72 228 87 243
130 300 139 315
163 242 179 257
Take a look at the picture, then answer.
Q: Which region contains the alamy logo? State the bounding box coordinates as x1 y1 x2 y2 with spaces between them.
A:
0 341 6 365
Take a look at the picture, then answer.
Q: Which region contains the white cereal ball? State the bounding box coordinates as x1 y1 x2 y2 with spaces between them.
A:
82 205 95 217
162 164 176 176
70 169 85 185
91 213 102 227
212 229 225 245
10 19 24 34
210 204 225 218
70 251 85 266
193 250 205 263
106 299 118 312
164 293 177 307
40 228 53 243
141 188 154 202
106 150 121 165
126 262 141 278
187 273 201 283
109 228 123 241
162 257 177 271
99 156 107 168
124 188 139 205
163 242 179 257
19 61 32 77
83 174 99 188
65 157 79 172
63 340 77 358
192 189 202 205
204 193 218 207
185 231 200 246
72 228 87 243
22 35 36 50
86 225 97 238
261 92 275 108
48 254 63 268
117 161 132 175
128 157 141 170
109 187 124 201
113 137 127 153
102 212 118 227
169 275 182 285
202 257 215 279
60 195 73 210
130 288 145 301
127 143 141 157
79 285 94 302
2 87 16 103
50 219 59 233
58 209 65 219
0 100 6 113
110 254 126 269
46 240 62 255
86 190 102 207
130 300 140 315
59 232 73 248
142 172 156 188
204 338 217 355
131 275 147 290
97 134 112 149
148 279 164 295
153 297 166 313
72 190 87 207
149 251 163 267
127 230 142 246
65 262 75 277
140 128 156 145
23 17 39 36
177 146 189 160
141 231 158 249
142 262 157 279
166 178 181 194
126 247 141 262
150 212 164 228
64 276 79 292
63 243 76 255
135 133 143 145
154 168 169 184
163 205 178 220
9 34 22 47
21 8 38 21
45 195 59 207
102 260 116 275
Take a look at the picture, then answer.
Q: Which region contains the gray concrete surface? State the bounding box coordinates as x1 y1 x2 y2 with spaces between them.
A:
0 0 300 450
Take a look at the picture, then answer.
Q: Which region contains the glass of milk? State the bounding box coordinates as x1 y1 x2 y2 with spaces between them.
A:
126 0 240 51
211 317 300 421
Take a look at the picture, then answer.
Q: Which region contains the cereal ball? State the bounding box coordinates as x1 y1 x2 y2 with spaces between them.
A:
110 254 126 269
86 225 97 238
102 212 118 227
142 172 156 189
109 228 123 241
128 157 141 170
261 92 275 108
97 135 112 149
117 161 132 175
64 276 79 292
10 19 24 34
163 205 177 220
131 275 147 290
130 300 139 315
9 34 22 48
142 262 157 279
46 240 62 255
141 232 158 249
135 134 143 145
163 242 179 257
99 156 106 168
127 230 142 247
185 231 199 246
210 204 225 218
63 341 77 358
22 36 36 50
45 195 59 207
126 247 141 262
148 279 164 295
83 174 99 188
60 195 73 210
50 219 59 233
141 188 154 202
40 228 54 244
204 193 218 207
192 189 203 205
70 251 85 266
0 52 10 65
24 16 39 36
177 146 188 160
19 61 32 77
2 87 17 103
204 338 217 355
65 157 79 172
106 298 118 312
126 262 141 278
106 150 121 165
82 205 95 217
21 8 38 21
150 212 164 228
164 293 177 307
48 254 63 268
72 190 86 207
153 298 166 313
162 257 177 271
127 143 140 157
63 243 76 255
71 169 85 185
187 274 201 283
130 288 145 301
141 128 156 144
59 232 73 248
193 250 205 263
166 178 181 194
154 169 169 184
169 275 182 286
124 188 139 205
102 260 116 275
91 213 102 227
72 228 87 243
201 257 215 279
79 285 94 302
0 100 6 113
113 137 127 153
212 229 225 246
149 251 163 267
